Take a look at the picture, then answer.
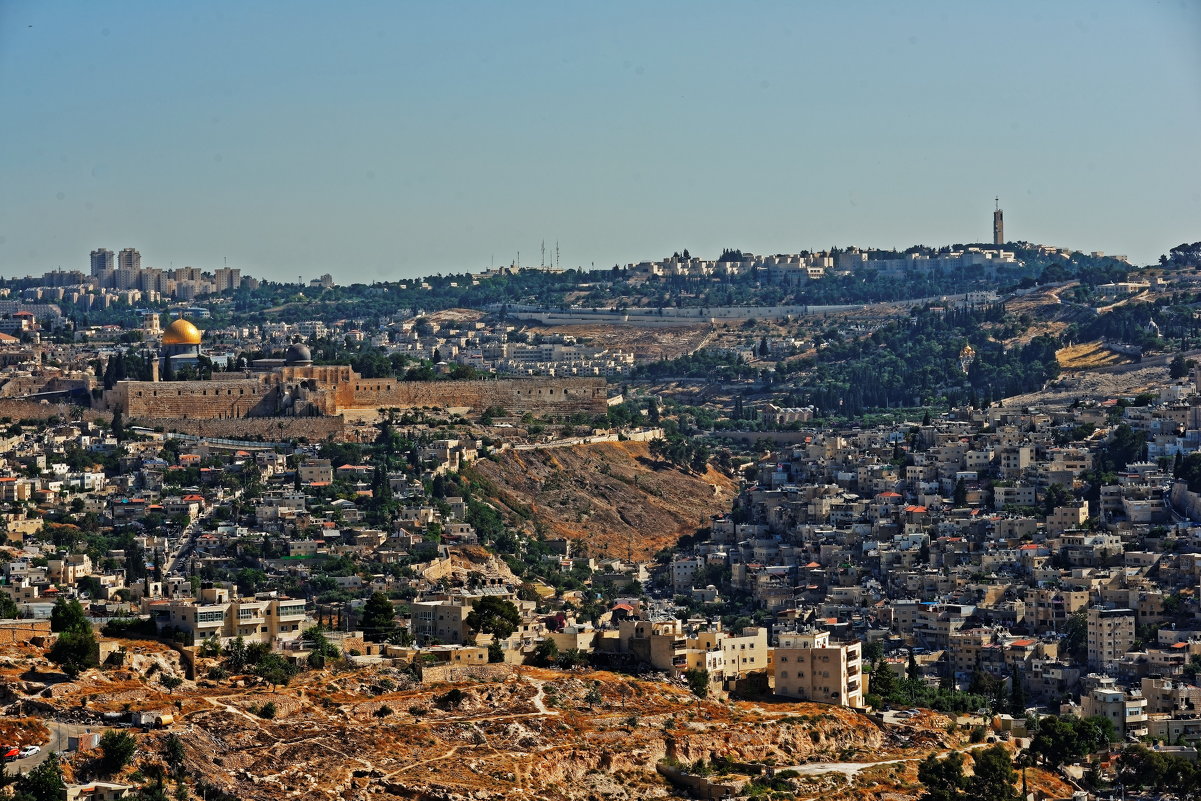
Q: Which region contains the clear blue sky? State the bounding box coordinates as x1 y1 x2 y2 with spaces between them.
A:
1 1 1198 282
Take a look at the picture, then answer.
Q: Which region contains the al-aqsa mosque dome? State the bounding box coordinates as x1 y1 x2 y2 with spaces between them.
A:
284 343 313 366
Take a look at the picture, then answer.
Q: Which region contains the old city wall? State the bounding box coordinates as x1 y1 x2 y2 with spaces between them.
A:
0 375 91 398
346 377 608 415
0 399 104 422
111 374 608 420
116 379 277 419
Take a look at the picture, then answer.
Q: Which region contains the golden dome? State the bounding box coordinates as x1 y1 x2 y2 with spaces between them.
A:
161 317 202 346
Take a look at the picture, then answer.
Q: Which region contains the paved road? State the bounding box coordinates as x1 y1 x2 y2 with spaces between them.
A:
166 489 240 576
3 721 105 777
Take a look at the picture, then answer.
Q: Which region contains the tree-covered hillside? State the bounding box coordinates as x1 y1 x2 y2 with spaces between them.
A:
794 305 1060 414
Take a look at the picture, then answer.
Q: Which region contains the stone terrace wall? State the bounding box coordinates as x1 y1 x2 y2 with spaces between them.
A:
418 663 514 684
0 619 51 644
131 416 345 442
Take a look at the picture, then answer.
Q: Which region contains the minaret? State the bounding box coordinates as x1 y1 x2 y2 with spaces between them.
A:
993 197 1004 246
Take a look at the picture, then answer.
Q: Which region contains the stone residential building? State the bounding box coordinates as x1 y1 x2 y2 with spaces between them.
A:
1087 607 1136 671
148 584 309 646
773 628 864 707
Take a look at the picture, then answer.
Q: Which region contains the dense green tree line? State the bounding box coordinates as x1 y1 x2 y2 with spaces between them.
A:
795 305 1060 414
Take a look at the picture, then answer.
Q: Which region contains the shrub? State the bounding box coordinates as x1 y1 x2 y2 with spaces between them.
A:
258 701 277 719
98 729 138 775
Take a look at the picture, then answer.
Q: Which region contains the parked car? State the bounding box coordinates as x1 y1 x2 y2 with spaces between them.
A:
18 745 40 758
1 746 18 762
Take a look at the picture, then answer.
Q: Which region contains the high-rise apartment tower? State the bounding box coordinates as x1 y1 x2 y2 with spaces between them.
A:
90 248 115 276
117 248 141 271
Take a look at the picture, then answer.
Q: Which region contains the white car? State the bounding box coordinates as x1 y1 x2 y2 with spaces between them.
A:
18 745 40 758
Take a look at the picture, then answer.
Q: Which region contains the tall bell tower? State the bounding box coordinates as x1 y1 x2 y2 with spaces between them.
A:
993 197 1004 245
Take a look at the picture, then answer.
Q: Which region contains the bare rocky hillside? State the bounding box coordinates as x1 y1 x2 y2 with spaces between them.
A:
467 441 738 560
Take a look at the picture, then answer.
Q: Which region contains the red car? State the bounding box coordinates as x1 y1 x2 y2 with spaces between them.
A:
1 745 18 761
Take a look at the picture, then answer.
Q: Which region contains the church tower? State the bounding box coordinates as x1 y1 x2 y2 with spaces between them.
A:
993 198 1004 245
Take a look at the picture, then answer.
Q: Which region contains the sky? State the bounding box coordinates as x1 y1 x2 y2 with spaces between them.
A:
1 1 1199 283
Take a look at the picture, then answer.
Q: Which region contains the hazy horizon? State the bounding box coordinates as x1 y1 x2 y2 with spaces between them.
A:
2 1 1198 282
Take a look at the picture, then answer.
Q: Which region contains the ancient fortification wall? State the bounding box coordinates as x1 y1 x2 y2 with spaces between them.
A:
348 377 607 415
0 399 103 422
116 378 277 419
111 374 608 420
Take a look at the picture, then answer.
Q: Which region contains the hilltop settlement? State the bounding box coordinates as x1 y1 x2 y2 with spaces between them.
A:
3 242 1201 800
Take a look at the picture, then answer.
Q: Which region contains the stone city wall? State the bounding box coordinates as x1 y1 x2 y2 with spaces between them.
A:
0 376 91 398
114 375 608 419
0 399 104 422
115 378 276 419
347 377 608 416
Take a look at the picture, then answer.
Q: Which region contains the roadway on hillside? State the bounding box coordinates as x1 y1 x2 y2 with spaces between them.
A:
1005 348 1201 409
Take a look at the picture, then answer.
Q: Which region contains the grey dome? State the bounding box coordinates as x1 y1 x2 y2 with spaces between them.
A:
284 343 313 365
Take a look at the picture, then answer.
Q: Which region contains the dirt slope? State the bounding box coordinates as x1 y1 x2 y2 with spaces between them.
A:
1056 340 1133 370
467 441 737 559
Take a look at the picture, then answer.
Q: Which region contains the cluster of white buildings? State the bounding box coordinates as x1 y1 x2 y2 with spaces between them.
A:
624 247 1022 286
